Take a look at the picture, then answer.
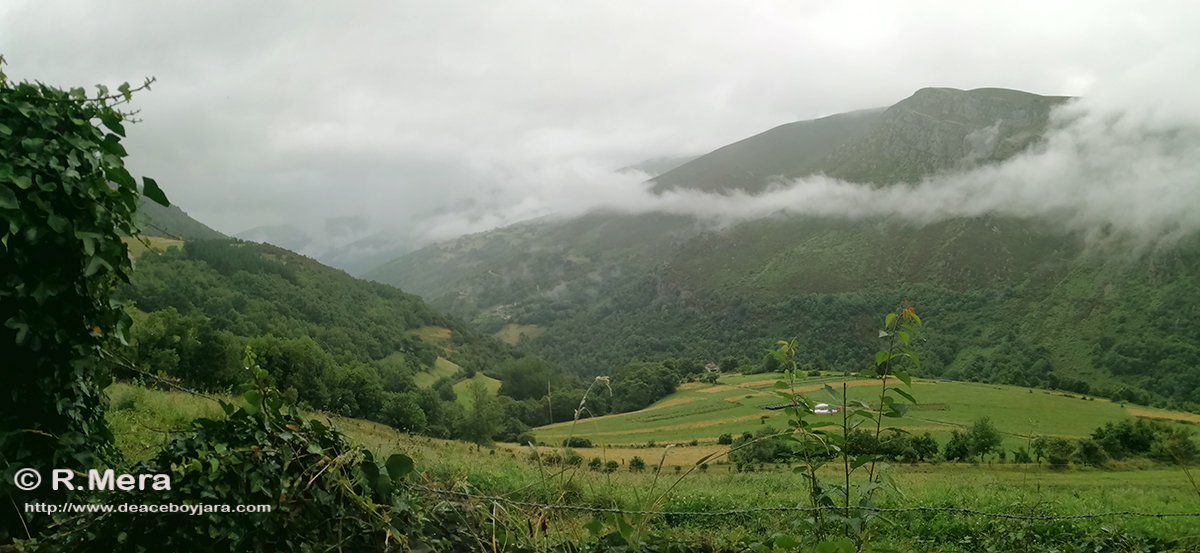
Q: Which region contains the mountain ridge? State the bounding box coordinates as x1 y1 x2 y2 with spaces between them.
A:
357 86 1200 411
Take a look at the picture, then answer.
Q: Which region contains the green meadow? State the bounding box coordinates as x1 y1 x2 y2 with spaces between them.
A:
121 235 184 258
453 372 502 408
413 356 462 388
494 323 546 345
103 382 1200 550
535 372 1200 451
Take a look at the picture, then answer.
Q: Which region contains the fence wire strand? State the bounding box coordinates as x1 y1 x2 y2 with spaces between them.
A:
412 483 1200 521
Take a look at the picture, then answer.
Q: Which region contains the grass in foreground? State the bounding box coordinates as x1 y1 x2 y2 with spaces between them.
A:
104 382 1200 551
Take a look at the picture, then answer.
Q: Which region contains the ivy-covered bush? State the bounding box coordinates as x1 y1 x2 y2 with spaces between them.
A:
39 351 454 553
0 61 166 540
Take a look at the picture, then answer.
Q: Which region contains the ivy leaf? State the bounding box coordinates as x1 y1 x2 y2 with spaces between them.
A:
99 133 127 157
360 460 381 489
0 186 18 210
31 282 55 305
115 310 133 346
385 454 414 481
83 254 113 277
47 214 69 233
104 166 136 189
141 177 169 207
100 113 126 137
0 123 10 135
583 517 604 538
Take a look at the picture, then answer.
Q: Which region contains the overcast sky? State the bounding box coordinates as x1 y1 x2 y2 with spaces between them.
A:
2 1 1197 252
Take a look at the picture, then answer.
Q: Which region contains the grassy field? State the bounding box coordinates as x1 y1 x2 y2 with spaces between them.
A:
123 236 184 258
408 325 454 351
494 323 546 345
103 382 1200 551
535 372 1199 451
413 356 462 388
453 372 502 408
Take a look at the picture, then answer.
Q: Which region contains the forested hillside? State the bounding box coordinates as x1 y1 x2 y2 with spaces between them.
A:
365 87 1200 413
118 239 513 436
118 238 698 444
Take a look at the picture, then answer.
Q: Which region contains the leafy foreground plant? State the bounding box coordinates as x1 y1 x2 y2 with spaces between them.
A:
755 303 923 552
0 57 169 540
571 305 925 553
24 349 479 553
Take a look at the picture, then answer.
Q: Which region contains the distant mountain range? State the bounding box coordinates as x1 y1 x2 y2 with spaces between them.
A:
618 155 701 177
362 87 1200 412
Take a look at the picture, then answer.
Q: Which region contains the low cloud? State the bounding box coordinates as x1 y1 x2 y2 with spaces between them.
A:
5 0 1198 263
418 95 1200 249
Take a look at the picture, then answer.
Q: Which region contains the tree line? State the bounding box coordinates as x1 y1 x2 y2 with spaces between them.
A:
723 416 1196 471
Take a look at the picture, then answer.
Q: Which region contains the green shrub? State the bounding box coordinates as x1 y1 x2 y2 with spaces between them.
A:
563 436 593 448
43 350 442 552
629 456 646 472
1074 438 1109 466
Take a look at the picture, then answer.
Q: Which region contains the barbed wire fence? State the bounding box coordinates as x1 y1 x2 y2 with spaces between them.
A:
411 483 1200 522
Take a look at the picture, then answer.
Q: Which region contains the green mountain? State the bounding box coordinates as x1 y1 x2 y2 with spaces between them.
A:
138 199 226 240
364 87 1200 412
648 108 883 193
651 87 1067 193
